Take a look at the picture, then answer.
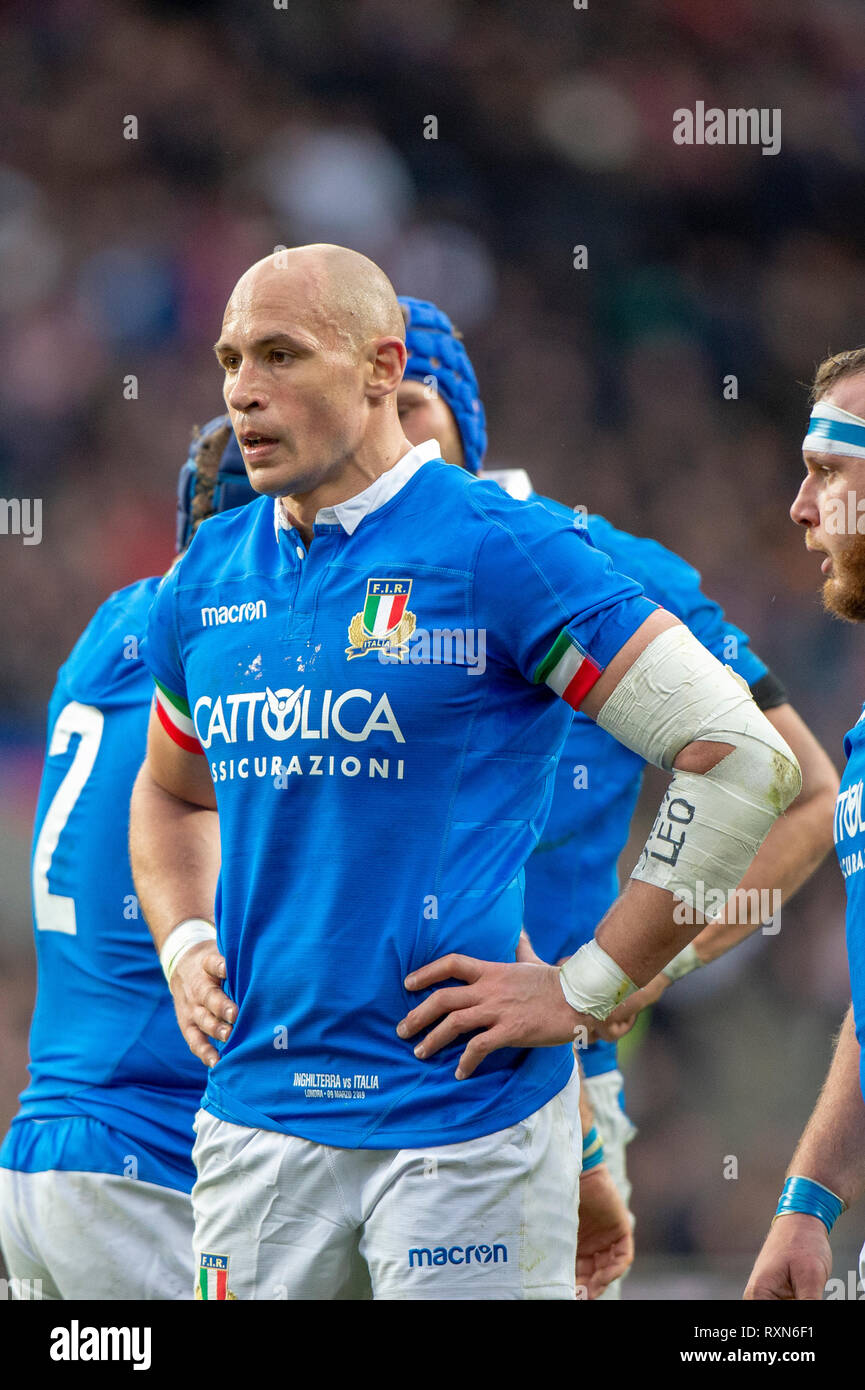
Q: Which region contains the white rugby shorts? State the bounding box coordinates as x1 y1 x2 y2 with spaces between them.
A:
191 1066 580 1300
0 1166 194 1300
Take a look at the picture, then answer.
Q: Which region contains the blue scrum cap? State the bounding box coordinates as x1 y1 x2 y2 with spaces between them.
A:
398 296 487 473
176 414 258 553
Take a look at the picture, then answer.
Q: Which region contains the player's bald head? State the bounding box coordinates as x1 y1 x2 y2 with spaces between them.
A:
216 245 410 503
223 244 405 356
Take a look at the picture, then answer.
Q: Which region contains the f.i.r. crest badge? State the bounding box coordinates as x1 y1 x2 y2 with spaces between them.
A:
346 578 415 660
195 1252 237 1300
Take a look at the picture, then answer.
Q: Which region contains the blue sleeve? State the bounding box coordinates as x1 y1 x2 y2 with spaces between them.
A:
587 516 769 690
140 560 188 701
471 492 657 708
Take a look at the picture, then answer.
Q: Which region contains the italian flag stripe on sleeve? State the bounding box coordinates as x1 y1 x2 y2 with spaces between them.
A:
154 680 204 755
533 629 602 710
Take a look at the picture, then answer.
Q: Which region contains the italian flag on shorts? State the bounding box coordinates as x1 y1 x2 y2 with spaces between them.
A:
153 679 203 754
199 1254 229 1300
533 629 602 709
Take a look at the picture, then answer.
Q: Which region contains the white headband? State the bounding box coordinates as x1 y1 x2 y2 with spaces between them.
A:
803 401 865 460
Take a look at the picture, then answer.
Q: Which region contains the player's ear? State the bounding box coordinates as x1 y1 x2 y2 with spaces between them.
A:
366 336 407 399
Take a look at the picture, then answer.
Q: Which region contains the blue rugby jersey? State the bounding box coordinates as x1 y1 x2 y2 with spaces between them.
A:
836 707 865 1103
0 579 205 1192
498 488 775 1079
141 442 657 1148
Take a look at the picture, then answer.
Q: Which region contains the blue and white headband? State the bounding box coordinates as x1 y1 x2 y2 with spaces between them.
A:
803 401 865 461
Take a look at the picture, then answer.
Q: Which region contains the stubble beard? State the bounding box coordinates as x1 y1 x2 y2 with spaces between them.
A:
822 531 865 622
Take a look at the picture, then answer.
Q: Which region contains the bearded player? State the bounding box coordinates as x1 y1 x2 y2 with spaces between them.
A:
395 297 838 1298
0 420 255 1299
745 350 865 1300
130 245 800 1300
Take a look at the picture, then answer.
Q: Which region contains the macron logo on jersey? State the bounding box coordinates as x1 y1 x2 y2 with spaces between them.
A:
201 600 267 627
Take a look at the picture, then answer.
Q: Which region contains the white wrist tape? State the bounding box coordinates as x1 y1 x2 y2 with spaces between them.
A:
595 625 801 907
662 941 703 982
559 940 636 1021
160 918 217 984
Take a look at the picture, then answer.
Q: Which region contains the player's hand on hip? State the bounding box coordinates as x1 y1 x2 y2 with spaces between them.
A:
397 955 590 1079
170 941 236 1069
576 1164 635 1299
597 972 671 1040
743 1214 832 1300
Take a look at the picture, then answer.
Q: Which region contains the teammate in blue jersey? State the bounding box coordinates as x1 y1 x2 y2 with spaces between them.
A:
130 244 800 1301
395 297 838 1298
0 419 257 1300
746 350 865 1300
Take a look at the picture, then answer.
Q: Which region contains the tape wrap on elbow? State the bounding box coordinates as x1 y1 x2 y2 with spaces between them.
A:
596 625 802 904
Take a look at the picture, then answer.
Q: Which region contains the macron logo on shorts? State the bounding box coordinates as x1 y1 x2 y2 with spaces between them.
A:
408 1243 508 1268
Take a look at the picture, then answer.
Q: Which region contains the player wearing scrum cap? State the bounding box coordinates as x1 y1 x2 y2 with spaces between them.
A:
131 244 800 1301
396 296 838 1298
746 351 865 1300
0 419 256 1300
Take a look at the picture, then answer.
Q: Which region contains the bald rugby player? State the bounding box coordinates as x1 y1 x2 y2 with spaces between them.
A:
130 245 800 1301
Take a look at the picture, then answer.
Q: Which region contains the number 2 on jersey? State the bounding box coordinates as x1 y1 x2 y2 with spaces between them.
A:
32 701 104 935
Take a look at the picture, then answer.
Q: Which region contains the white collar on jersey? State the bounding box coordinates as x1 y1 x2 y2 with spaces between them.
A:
477 467 534 500
273 438 442 540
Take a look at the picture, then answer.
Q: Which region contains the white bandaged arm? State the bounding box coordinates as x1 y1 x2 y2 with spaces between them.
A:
559 624 801 1019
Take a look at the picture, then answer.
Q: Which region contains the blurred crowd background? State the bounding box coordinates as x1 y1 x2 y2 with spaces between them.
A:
2 0 865 1295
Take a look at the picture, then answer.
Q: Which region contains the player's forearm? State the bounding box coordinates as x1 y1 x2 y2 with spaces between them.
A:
591 780 822 984
592 877 707 985
689 703 838 964
577 1061 594 1133
593 807 825 985
689 784 837 964
564 621 801 1010
129 762 220 952
591 732 795 983
782 1006 865 1208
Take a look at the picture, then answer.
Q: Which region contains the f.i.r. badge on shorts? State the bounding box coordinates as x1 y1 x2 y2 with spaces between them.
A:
196 1253 236 1300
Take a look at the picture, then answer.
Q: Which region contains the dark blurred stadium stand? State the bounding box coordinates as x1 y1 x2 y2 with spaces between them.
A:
1 0 864 1294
